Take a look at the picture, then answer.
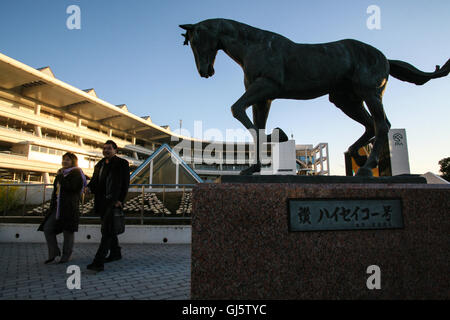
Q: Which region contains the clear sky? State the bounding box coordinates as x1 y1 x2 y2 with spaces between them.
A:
0 0 448 175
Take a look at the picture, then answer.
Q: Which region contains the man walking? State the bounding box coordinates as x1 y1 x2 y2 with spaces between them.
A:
87 140 130 272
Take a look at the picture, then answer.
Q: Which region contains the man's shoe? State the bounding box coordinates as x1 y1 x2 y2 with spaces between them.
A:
58 253 72 264
44 254 60 264
87 262 104 272
58 258 70 264
105 254 122 263
105 247 122 263
44 257 57 264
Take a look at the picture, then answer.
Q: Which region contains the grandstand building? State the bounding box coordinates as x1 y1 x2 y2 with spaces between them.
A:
0 52 328 183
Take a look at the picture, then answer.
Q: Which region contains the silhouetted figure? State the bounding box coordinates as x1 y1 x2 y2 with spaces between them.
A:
86 140 130 272
38 152 87 264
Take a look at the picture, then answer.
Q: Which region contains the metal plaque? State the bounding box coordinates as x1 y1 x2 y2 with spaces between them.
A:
288 199 403 232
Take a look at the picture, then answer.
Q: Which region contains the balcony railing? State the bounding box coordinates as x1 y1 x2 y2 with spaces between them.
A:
0 183 196 225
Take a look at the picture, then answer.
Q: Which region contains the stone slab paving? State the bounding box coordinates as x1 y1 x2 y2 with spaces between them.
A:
0 243 191 300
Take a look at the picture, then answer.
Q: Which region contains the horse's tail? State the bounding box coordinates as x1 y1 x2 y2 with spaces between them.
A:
388 59 450 85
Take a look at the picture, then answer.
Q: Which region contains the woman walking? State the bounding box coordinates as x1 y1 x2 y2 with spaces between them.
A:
38 152 87 264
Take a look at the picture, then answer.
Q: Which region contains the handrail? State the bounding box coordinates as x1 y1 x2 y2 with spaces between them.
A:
0 183 197 224
0 183 198 187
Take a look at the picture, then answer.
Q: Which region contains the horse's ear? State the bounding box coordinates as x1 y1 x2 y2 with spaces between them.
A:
181 33 189 46
179 24 194 31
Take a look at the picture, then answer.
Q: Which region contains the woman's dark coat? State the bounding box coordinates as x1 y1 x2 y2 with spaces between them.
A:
38 168 83 233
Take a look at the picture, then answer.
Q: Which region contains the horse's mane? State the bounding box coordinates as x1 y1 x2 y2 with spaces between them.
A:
200 18 292 44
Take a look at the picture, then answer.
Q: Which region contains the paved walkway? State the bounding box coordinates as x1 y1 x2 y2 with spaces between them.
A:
0 243 191 300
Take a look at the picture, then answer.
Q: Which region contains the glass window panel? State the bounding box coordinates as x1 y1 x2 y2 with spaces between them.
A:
178 166 198 184
152 151 176 185
130 147 201 186
131 165 150 185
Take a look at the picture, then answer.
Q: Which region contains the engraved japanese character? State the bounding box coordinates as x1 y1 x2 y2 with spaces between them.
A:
297 207 312 224
330 207 339 222
382 205 392 221
351 207 360 221
361 208 370 220
338 207 351 222
318 207 340 222
318 208 327 223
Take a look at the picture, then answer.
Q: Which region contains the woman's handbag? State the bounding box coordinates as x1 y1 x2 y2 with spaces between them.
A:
112 206 125 235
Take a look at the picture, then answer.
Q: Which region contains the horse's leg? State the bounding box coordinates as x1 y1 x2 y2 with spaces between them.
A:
245 76 287 145
252 101 271 132
231 78 278 130
329 92 375 168
230 78 279 175
357 94 391 176
239 101 271 175
252 101 271 171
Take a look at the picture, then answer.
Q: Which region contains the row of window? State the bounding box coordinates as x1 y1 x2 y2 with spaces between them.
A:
192 164 265 171
30 145 66 156
29 145 143 166
1 107 144 149
30 145 102 167
297 156 316 163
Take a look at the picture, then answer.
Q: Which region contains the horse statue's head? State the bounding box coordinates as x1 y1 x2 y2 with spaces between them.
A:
180 22 220 78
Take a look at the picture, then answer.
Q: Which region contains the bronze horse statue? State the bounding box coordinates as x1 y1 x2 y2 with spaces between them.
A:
180 19 449 176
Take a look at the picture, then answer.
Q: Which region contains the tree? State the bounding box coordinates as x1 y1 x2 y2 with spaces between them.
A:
438 157 450 181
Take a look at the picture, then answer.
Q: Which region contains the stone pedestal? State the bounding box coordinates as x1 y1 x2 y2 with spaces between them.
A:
191 179 449 299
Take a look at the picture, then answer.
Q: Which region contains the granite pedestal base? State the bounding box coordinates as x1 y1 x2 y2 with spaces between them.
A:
191 182 449 299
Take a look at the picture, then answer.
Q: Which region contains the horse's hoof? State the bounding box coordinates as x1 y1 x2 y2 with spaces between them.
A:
239 164 261 175
355 167 373 177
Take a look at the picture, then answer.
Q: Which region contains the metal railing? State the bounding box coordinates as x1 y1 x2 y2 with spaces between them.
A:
0 183 196 225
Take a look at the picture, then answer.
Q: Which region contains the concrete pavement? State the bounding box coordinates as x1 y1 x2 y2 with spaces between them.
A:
0 243 190 300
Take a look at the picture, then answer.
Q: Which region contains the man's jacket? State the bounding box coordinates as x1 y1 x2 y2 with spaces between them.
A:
88 156 130 213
